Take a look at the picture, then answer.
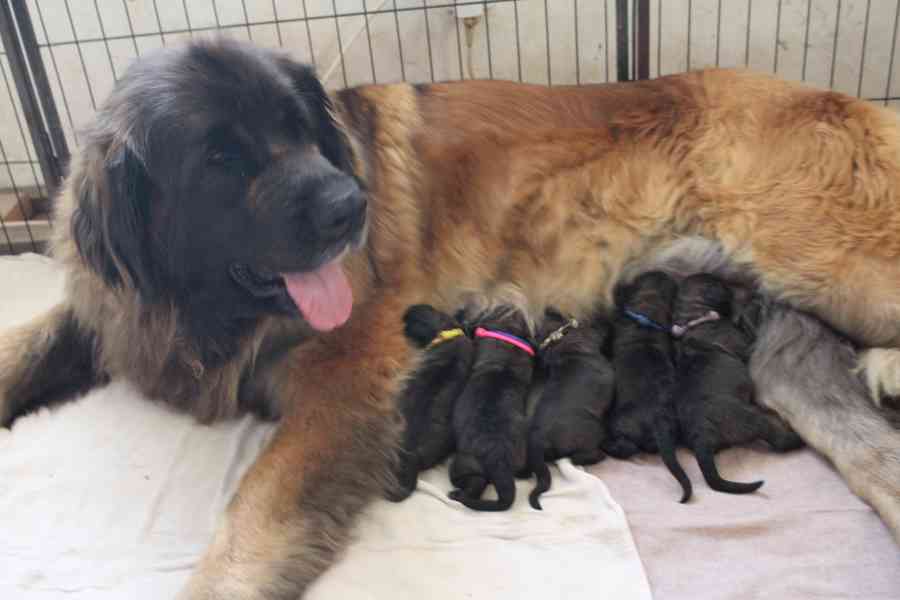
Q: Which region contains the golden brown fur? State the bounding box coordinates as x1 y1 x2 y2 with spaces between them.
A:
3 56 900 600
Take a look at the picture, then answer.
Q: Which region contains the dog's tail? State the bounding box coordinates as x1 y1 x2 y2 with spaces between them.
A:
654 414 692 503
453 456 517 512
527 431 551 510
694 442 764 495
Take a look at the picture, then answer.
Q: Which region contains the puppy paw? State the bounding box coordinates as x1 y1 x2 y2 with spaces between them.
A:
856 348 900 407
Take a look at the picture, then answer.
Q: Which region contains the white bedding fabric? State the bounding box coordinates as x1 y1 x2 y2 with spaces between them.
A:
0 254 652 600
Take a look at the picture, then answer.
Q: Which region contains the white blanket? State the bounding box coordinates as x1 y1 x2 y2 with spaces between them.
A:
0 254 652 600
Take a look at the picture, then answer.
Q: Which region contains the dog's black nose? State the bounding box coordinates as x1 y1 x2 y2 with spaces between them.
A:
313 177 367 239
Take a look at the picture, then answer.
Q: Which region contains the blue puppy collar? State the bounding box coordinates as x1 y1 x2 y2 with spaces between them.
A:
623 308 667 332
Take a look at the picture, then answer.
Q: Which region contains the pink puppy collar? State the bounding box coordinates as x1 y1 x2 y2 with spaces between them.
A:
475 327 535 357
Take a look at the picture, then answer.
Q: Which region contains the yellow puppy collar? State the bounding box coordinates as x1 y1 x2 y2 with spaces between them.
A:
426 327 465 349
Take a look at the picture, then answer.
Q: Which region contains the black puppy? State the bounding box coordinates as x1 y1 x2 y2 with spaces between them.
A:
388 304 474 502
670 274 803 497
602 271 692 502
526 310 616 510
449 306 535 511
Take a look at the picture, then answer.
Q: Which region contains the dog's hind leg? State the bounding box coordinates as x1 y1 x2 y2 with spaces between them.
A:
751 302 900 542
453 459 516 512
0 304 103 427
449 454 488 503
448 478 488 505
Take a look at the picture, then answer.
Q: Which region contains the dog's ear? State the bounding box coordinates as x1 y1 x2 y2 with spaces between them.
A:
277 58 354 174
71 143 160 301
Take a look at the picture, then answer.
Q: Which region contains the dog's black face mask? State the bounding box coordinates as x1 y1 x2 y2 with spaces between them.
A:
72 40 366 344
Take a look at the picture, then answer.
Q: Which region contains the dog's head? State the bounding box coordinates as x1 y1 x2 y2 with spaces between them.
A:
614 270 679 326
69 39 365 334
673 273 733 323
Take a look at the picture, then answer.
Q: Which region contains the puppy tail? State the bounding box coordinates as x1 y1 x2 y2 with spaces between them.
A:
527 433 551 510
695 444 764 495
654 416 692 503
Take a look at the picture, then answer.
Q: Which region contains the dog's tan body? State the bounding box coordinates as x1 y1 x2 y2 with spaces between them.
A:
2 67 900 598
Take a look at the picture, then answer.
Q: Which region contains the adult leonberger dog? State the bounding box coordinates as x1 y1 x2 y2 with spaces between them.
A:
1 38 899 598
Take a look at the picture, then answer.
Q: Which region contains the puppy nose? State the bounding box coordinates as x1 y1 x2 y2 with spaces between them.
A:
313 177 367 238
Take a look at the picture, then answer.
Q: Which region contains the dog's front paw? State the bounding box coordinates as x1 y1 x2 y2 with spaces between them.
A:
856 348 900 407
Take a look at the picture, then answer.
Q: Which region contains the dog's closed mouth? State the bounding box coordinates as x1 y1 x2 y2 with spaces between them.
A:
230 261 353 332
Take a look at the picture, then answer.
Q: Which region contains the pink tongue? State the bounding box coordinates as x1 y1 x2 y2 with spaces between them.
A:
282 260 353 332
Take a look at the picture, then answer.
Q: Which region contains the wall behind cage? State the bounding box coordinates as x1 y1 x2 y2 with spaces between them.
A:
648 0 900 109
0 0 619 193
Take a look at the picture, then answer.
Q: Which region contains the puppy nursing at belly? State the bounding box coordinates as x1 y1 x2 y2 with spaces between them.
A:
526 309 616 510
448 305 536 512
603 271 691 501
669 274 804 501
388 304 474 501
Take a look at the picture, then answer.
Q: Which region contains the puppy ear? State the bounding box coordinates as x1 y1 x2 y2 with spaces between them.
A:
277 58 354 174
403 304 446 348
71 143 160 300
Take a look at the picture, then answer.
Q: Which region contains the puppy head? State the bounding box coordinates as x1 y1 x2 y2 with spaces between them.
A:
614 270 679 326
536 307 569 342
70 38 364 333
674 273 734 323
403 304 461 348
538 308 609 362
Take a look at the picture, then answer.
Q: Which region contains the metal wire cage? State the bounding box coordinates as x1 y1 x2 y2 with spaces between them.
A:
0 0 898 255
